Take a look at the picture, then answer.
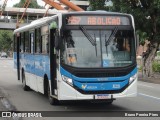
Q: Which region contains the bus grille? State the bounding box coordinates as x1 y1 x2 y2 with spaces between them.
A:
74 72 127 78
61 63 136 78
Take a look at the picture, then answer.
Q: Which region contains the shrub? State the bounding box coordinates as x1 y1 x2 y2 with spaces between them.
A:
152 61 160 72
138 66 143 72
157 51 160 57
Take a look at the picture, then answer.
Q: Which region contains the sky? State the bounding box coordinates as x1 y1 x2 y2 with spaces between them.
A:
0 0 45 7
0 0 112 9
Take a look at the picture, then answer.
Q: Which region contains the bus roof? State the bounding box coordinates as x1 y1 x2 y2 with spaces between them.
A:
14 15 59 34
64 11 131 16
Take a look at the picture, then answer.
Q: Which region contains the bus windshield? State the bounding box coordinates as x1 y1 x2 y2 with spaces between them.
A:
61 29 136 68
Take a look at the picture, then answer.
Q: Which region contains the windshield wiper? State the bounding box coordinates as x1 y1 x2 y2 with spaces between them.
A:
94 33 97 56
105 26 118 46
79 26 97 56
105 26 118 55
79 26 96 46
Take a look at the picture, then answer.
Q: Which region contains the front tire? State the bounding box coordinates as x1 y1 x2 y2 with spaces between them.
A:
48 83 59 105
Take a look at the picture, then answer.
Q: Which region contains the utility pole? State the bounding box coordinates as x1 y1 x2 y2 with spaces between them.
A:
0 0 8 17
16 0 31 28
43 0 84 11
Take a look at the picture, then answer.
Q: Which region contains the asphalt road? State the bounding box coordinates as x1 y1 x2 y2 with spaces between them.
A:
0 58 160 120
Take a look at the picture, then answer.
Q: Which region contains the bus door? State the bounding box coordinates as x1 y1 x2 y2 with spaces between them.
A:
16 34 20 80
50 28 58 95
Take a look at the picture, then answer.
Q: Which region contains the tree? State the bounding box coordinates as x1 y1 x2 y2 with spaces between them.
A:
89 0 106 10
0 30 13 53
88 0 113 11
111 0 160 77
89 0 160 77
13 0 43 9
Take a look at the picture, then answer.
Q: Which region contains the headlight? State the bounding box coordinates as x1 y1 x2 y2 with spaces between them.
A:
129 73 137 84
62 75 73 86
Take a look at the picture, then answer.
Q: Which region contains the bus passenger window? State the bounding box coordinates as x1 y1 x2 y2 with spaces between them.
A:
42 35 49 54
30 33 34 54
20 33 23 52
41 25 49 54
25 32 30 53
35 28 41 53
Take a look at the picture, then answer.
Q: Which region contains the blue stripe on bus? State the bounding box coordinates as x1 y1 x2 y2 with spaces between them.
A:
14 52 50 80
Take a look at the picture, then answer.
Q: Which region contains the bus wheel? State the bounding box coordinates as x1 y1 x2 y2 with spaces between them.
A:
48 83 59 105
22 72 30 91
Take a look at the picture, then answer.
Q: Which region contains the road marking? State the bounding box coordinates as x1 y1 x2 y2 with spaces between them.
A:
138 83 154 88
138 93 160 101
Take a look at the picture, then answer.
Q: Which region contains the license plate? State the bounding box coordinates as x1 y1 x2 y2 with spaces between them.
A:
95 94 111 99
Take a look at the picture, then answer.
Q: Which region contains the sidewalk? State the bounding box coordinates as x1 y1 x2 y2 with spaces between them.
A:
138 72 160 84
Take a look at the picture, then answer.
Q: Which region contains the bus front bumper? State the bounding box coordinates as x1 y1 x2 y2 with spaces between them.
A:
57 78 137 100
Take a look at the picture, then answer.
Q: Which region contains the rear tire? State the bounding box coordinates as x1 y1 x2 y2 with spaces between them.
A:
48 82 59 105
22 72 30 91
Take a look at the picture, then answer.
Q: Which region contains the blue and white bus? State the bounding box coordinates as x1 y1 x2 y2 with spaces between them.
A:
13 11 137 105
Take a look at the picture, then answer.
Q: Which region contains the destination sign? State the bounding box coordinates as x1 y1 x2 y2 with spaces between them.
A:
66 15 130 26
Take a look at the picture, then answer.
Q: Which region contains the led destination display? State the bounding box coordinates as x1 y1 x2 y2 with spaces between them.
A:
66 15 130 26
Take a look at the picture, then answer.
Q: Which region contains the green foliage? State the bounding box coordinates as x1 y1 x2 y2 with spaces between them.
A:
89 0 105 10
136 30 148 46
138 65 143 72
111 0 160 44
13 0 43 9
157 51 160 57
152 61 160 72
88 0 115 12
0 30 13 52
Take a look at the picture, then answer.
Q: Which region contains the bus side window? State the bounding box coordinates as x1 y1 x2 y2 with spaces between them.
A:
41 25 49 54
30 32 34 54
20 32 24 53
35 28 41 53
42 34 49 54
25 31 30 53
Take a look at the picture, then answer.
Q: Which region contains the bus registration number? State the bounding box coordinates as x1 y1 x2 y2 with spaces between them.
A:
95 94 111 99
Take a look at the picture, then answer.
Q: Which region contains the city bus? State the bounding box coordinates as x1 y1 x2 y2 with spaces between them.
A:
13 11 137 105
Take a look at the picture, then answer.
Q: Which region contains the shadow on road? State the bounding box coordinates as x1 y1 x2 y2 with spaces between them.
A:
57 100 129 111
